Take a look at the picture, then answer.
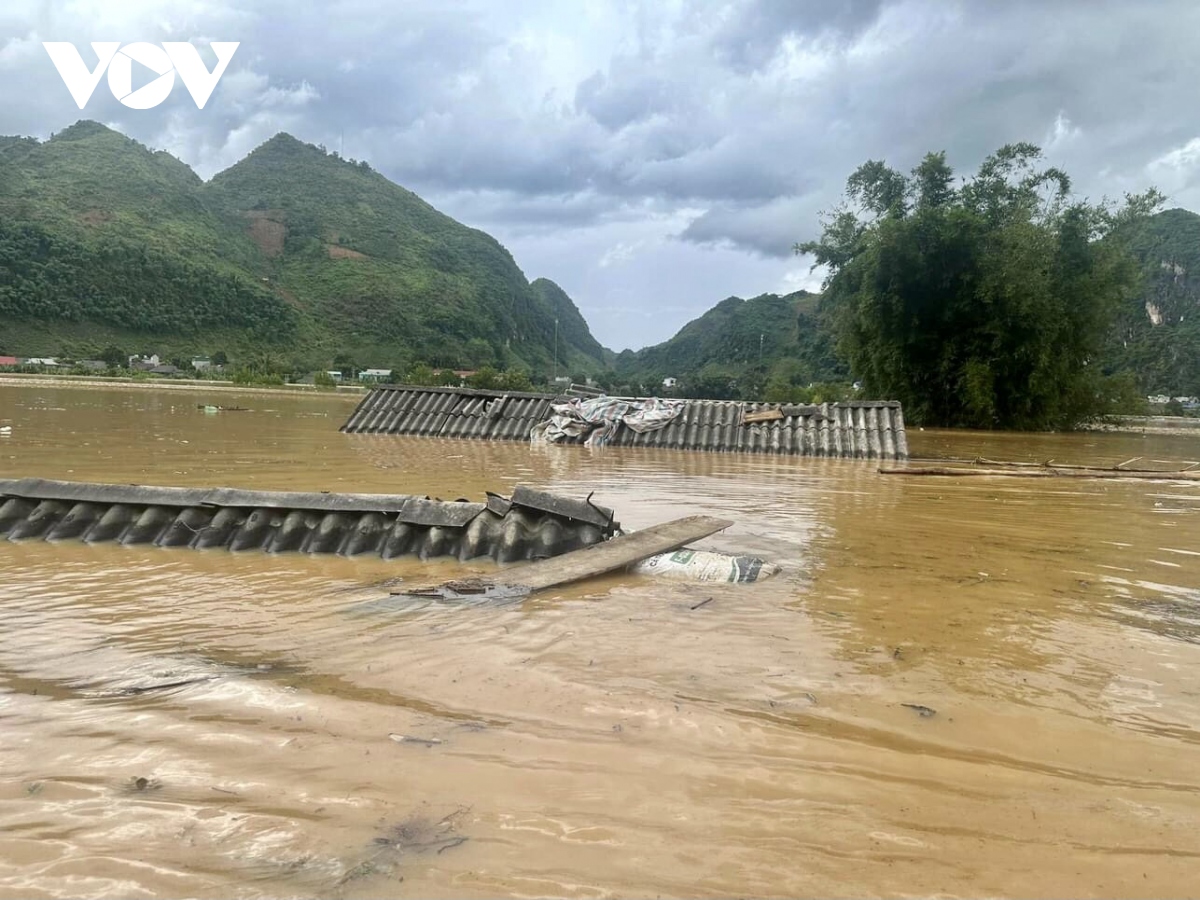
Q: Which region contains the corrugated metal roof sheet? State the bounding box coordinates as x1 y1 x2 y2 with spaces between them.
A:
340 387 908 459
0 478 619 563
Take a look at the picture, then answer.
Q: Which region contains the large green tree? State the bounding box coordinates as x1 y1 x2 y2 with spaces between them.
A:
797 144 1162 429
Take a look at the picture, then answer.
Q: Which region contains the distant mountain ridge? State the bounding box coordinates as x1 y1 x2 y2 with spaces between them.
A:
614 209 1200 399
530 277 608 364
611 289 846 398
0 121 607 373
2 121 1195 396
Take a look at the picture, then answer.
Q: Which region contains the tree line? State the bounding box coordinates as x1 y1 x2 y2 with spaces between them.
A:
798 143 1162 429
0 221 296 338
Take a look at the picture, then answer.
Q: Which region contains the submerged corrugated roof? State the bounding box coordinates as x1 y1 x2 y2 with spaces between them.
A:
0 478 619 562
341 386 908 459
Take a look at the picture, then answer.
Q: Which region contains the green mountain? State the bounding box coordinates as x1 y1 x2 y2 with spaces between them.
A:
5 121 1194 397
612 290 847 399
1107 207 1200 395
530 277 607 364
0 121 290 353
0 121 608 373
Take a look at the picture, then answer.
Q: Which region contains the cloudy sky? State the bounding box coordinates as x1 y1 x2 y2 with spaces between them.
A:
3 0 1200 350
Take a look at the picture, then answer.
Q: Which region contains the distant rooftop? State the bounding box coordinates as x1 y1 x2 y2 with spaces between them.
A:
341 386 907 459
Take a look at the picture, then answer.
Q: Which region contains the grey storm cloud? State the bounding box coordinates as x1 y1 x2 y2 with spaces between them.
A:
707 0 887 71
3 0 1200 348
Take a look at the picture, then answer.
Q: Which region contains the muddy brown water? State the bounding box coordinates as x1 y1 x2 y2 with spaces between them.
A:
1 383 1199 899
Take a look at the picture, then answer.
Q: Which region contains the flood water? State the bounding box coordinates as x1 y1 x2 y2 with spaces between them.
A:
1 383 1199 899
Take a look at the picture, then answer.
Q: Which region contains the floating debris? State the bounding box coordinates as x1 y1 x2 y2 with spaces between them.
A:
882 463 1200 481
381 515 731 607
388 734 443 747
631 548 779 583
114 676 218 696
338 806 470 886
901 703 937 718
372 808 470 855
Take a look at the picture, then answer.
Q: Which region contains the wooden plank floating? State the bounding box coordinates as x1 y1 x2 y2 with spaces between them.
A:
388 515 734 602
879 466 1200 481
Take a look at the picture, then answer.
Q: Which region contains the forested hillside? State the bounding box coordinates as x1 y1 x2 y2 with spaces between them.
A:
2 122 1196 402
0 121 608 373
611 290 847 399
610 207 1200 407
0 121 295 356
530 278 609 364
1106 207 1200 395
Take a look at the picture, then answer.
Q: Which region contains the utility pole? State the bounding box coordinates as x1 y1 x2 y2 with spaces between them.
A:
553 318 559 383
759 333 764 366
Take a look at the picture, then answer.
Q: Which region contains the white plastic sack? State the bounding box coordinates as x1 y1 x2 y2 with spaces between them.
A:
630 549 779 583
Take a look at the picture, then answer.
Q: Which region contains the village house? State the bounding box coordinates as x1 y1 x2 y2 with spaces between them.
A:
358 368 393 383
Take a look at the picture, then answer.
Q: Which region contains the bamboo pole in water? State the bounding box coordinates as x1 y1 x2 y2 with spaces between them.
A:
904 456 1200 474
879 466 1200 480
